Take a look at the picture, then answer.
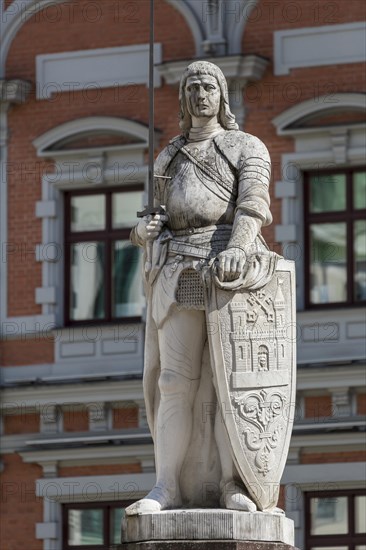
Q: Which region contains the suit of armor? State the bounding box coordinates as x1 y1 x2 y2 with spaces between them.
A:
126 61 281 516
130 128 277 511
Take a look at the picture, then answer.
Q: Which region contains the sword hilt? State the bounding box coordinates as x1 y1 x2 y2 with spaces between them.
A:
137 204 167 274
137 204 166 218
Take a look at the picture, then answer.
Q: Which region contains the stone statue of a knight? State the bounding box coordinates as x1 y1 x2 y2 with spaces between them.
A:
126 61 296 516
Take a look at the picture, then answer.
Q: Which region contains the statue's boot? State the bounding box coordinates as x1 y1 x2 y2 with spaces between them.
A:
221 480 257 512
125 485 182 515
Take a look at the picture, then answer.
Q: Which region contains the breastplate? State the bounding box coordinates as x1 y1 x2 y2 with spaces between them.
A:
163 139 237 231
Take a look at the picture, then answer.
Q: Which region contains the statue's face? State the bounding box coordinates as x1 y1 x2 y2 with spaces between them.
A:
184 74 221 119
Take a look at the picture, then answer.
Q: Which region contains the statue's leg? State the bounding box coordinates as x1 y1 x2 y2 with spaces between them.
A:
214 408 257 512
125 307 206 515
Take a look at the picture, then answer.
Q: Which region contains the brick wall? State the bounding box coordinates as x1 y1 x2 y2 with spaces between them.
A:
304 395 333 419
1 0 364 542
113 406 139 429
3 412 40 435
0 455 43 550
301 450 366 464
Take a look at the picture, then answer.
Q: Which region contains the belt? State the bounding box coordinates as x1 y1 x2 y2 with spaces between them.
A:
168 241 214 259
171 224 232 237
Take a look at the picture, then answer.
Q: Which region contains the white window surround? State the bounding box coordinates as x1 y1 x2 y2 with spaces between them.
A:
33 115 154 323
274 21 366 76
0 103 158 337
282 464 366 550
23 116 156 374
272 93 366 364
32 472 156 549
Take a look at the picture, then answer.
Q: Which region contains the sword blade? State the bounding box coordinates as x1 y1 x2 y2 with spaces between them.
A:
138 0 162 218
148 0 154 208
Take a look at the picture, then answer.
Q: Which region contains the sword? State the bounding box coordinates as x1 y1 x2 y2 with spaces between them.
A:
137 0 170 272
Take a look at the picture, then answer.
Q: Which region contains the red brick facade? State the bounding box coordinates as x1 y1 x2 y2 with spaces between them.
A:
1 1 365 548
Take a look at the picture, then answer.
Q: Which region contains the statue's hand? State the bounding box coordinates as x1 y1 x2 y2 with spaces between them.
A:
136 214 169 242
215 248 246 282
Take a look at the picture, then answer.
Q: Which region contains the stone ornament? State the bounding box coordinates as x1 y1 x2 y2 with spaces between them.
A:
127 61 296 523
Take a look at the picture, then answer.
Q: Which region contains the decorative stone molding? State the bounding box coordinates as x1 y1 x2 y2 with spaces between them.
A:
41 461 58 478
20 443 153 470
329 389 352 418
274 22 366 76
36 522 58 541
272 93 366 135
89 402 110 432
0 79 32 329
165 0 259 57
40 404 60 434
157 54 268 86
134 399 148 428
36 44 162 100
330 128 348 165
1 379 144 407
0 79 31 104
33 116 156 156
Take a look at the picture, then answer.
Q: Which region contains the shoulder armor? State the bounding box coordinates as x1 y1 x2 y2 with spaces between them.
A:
214 130 270 169
154 135 186 176
169 134 185 145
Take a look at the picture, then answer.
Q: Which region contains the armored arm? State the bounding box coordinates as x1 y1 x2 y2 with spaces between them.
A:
227 135 272 254
130 149 169 248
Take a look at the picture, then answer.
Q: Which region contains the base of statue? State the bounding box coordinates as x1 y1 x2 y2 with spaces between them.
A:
120 544 298 550
121 510 295 547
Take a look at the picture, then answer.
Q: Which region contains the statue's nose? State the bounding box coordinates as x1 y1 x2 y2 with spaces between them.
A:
197 86 206 99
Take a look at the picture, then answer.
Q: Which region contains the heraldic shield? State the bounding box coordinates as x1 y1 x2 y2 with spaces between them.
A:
204 258 296 512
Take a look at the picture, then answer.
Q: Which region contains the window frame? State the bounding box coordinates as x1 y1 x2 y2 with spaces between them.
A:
304 167 366 309
305 488 366 550
62 500 132 549
64 185 144 326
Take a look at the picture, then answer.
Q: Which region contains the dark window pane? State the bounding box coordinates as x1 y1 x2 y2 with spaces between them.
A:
309 173 346 213
354 172 366 209
111 507 125 544
71 195 106 232
112 191 143 228
354 220 366 301
310 496 348 535
112 240 143 317
70 242 105 320
68 509 104 545
355 495 366 533
310 223 347 303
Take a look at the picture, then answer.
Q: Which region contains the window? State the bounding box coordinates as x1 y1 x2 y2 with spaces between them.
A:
65 187 144 325
304 169 366 308
62 501 132 548
305 490 366 549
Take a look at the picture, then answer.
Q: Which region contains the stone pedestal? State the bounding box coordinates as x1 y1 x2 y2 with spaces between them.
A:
120 543 298 550
121 510 295 548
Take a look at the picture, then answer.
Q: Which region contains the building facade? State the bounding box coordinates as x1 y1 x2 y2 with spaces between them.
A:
0 1 365 548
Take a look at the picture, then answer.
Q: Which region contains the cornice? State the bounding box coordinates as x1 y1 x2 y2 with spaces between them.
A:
156 54 269 86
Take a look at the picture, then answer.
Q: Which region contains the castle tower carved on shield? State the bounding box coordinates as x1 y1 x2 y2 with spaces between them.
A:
229 278 289 389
